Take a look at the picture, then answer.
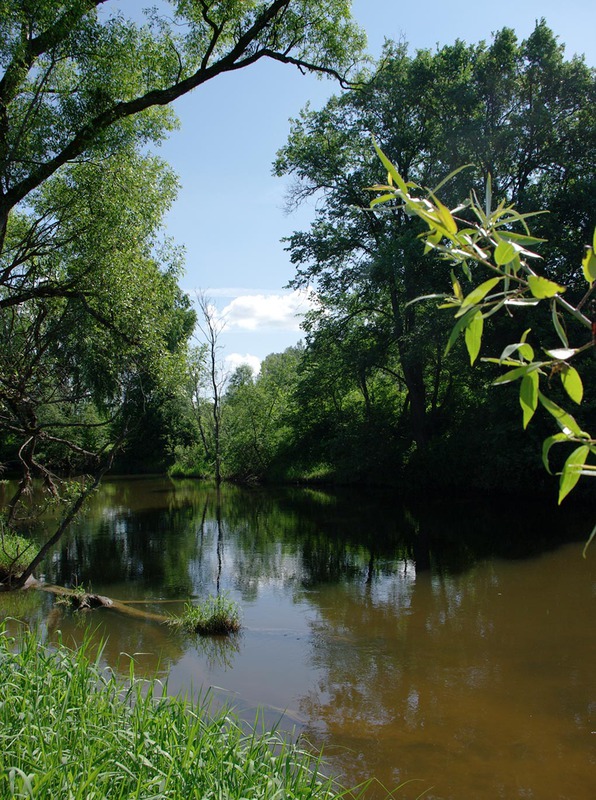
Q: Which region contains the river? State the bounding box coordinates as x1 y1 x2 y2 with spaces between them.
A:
1 477 594 799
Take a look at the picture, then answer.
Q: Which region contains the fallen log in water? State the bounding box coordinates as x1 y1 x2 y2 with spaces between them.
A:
38 583 169 624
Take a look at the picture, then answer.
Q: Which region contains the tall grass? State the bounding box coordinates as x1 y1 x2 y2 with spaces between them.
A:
0 625 347 799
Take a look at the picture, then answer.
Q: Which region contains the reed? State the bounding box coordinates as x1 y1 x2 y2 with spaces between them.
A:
0 625 344 799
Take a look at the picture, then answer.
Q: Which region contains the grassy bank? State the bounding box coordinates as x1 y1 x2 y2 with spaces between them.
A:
0 626 348 799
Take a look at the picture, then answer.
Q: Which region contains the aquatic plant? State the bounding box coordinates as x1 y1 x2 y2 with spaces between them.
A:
168 592 242 635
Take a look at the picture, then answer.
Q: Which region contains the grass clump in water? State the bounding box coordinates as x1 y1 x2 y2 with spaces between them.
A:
169 592 242 635
0 624 342 799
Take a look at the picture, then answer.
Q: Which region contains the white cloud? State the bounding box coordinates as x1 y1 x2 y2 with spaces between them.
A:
219 289 314 332
224 352 262 376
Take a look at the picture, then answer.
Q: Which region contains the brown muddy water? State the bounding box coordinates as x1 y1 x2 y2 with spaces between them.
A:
1 477 594 799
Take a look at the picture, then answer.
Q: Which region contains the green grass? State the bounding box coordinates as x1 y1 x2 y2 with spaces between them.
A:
0 625 349 799
0 524 34 581
282 463 336 484
168 592 242 635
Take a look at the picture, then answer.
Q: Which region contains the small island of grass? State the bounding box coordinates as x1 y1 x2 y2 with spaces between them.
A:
168 593 242 636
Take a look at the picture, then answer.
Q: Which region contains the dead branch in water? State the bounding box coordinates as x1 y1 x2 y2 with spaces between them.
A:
38 583 169 624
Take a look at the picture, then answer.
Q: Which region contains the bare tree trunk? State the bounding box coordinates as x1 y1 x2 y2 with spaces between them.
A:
196 293 226 484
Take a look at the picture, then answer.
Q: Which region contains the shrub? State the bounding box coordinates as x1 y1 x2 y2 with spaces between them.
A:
0 522 34 582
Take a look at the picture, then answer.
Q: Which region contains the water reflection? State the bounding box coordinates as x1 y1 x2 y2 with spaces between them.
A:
0 478 593 799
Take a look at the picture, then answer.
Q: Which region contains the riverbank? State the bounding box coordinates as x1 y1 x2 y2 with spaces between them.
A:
0 624 352 800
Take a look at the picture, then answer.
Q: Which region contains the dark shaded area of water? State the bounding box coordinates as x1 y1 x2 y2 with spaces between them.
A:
1 478 594 799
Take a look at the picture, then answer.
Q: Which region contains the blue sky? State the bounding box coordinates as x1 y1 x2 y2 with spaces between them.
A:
144 0 595 375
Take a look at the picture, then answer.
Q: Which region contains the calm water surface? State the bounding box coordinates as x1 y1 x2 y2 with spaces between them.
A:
1 478 594 799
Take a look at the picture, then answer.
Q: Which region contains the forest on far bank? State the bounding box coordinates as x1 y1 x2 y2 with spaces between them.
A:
1 7 595 539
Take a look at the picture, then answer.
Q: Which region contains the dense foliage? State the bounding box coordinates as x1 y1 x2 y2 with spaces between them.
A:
139 22 595 500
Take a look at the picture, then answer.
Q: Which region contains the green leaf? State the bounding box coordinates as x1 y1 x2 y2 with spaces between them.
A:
520 371 539 429
456 277 501 315
435 198 458 235
560 365 583 404
551 303 569 348
581 248 596 283
538 392 584 436
431 164 473 196
498 341 534 363
464 311 483 365
494 240 517 266
369 193 396 208
406 293 450 306
527 275 565 298
373 141 408 195
493 364 535 385
483 357 526 367
423 227 443 253
498 231 545 247
451 271 463 300
542 432 571 474
558 445 590 504
444 308 477 356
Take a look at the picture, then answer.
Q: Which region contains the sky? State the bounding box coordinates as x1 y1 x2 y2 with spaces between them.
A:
137 0 596 375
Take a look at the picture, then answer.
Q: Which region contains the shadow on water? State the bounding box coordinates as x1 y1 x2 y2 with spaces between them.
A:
1 477 593 799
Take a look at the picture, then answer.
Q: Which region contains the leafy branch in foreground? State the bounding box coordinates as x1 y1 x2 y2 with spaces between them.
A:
369 144 596 546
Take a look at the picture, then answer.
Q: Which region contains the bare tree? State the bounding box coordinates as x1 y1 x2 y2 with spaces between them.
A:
195 293 227 484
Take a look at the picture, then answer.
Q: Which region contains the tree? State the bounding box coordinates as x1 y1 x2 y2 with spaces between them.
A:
0 143 197 585
222 346 302 480
0 0 364 249
275 23 595 459
0 0 365 586
194 294 227 484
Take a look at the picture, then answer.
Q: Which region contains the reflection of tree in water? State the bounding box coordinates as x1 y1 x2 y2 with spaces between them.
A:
291 512 592 798
0 589 52 633
41 605 186 683
29 478 590 688
294 566 508 793
44 479 223 597
8 475 590 610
